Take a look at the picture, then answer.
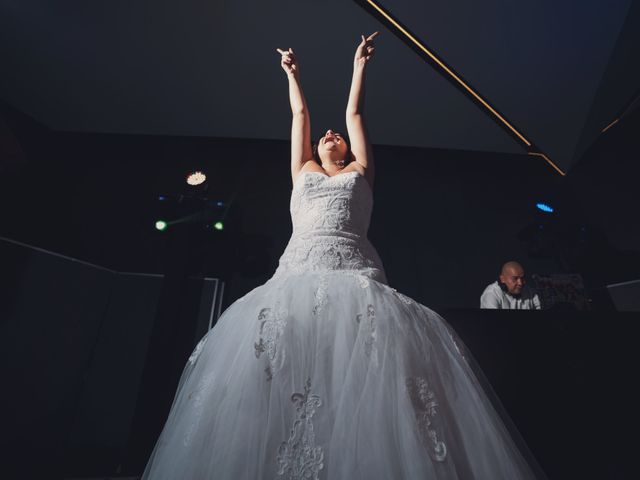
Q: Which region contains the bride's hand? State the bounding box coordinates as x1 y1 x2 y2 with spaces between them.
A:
276 47 298 77
354 32 378 68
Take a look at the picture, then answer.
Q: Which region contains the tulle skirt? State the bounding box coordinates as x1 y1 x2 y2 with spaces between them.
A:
142 272 543 479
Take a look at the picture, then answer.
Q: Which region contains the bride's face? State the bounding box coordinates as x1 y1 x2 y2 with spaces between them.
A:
318 129 349 162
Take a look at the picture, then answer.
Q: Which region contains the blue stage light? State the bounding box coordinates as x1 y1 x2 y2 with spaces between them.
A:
536 202 554 213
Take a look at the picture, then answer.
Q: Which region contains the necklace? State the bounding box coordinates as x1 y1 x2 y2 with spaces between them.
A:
321 158 346 172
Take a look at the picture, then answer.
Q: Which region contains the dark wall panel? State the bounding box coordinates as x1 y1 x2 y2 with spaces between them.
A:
65 272 163 471
0 239 114 477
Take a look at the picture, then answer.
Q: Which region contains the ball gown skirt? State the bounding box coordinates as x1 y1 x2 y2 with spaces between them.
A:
141 171 545 479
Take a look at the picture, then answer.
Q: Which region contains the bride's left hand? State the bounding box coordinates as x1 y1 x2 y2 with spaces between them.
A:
354 32 378 68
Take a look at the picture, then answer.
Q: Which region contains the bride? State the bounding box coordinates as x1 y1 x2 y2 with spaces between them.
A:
141 33 545 479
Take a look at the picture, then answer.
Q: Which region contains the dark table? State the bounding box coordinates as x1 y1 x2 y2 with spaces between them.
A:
442 308 640 480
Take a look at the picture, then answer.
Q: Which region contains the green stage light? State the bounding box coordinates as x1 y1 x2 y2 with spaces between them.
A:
213 221 224 231
155 220 168 231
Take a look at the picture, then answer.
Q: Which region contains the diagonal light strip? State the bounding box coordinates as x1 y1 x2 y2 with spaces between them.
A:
601 88 640 133
527 152 566 176
358 0 566 176
601 118 619 133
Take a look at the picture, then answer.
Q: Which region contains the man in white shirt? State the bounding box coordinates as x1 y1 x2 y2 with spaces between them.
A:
480 261 541 310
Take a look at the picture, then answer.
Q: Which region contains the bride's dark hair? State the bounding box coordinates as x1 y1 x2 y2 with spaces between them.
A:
311 134 354 166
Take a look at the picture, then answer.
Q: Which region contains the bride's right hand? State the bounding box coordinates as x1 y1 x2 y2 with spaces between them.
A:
276 48 298 77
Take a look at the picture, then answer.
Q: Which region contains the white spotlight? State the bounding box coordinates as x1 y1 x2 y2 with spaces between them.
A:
186 171 207 186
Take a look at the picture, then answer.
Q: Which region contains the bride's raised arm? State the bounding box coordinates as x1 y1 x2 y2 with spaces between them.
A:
346 32 378 186
276 47 313 183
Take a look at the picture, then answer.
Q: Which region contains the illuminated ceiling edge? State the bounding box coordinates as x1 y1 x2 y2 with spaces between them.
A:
359 0 567 176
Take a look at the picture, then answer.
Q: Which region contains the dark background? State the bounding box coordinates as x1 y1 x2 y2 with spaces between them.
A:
2 0 639 172
1 100 639 478
2 100 640 311
2 1 640 478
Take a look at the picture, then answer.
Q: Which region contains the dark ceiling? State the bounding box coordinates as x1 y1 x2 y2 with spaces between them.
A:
1 0 638 173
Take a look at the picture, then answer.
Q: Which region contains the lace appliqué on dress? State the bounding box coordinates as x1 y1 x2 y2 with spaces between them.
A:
312 275 329 315
276 378 324 480
278 239 383 279
446 327 468 361
254 303 288 381
188 336 207 365
183 369 216 446
273 171 387 284
356 304 378 367
391 287 414 306
405 376 447 462
352 272 370 289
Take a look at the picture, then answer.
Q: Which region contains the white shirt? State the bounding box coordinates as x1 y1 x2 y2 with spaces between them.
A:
480 281 541 310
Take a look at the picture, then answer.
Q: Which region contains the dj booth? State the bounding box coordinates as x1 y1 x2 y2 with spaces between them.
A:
443 308 640 480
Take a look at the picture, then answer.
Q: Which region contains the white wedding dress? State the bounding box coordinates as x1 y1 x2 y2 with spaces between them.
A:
142 171 544 479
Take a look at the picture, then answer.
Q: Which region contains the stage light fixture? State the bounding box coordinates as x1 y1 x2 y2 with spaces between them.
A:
213 221 224 231
155 220 168 231
536 202 554 213
186 171 207 186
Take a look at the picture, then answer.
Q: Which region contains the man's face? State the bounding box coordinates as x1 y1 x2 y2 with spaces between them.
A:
500 266 526 295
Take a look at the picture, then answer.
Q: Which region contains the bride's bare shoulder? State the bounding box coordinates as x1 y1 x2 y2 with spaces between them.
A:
292 160 323 183
345 162 373 188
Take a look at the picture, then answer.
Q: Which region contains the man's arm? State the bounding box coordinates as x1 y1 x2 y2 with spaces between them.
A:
532 293 542 310
480 285 501 309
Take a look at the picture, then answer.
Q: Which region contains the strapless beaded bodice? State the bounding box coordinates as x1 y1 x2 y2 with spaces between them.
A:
273 171 387 283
